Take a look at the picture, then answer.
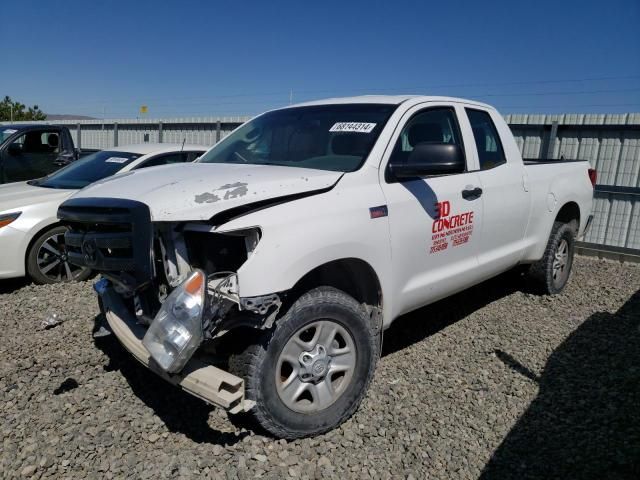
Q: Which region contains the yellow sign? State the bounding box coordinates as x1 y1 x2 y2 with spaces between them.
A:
140 105 148 114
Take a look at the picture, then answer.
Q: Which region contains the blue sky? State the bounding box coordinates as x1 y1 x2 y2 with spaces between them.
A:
2 0 639 118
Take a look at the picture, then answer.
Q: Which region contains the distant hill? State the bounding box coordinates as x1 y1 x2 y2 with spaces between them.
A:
45 114 97 120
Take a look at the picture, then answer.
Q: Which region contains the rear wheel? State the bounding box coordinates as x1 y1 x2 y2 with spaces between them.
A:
229 287 378 439
26 225 92 284
528 221 576 294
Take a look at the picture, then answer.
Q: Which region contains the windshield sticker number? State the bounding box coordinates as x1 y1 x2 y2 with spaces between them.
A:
329 122 376 133
2 129 17 135
105 157 130 164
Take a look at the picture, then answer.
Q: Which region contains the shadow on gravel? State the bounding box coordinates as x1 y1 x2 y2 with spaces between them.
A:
0 277 30 294
92 315 249 446
54 378 79 395
481 289 640 480
382 270 532 357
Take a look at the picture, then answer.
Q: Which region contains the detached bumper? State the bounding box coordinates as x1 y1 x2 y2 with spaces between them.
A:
100 287 250 414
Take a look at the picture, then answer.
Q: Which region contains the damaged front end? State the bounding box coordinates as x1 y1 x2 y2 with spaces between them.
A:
140 222 282 374
59 197 282 411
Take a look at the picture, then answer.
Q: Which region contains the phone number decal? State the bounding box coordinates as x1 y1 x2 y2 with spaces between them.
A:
429 201 475 254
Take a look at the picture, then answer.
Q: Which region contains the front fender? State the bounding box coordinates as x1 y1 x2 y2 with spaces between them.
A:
218 179 394 319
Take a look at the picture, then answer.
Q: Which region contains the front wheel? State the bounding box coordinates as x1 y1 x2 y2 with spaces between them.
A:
26 225 92 284
229 287 379 439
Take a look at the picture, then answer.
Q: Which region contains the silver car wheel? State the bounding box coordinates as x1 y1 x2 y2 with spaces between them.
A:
275 320 357 413
552 238 569 286
36 233 84 282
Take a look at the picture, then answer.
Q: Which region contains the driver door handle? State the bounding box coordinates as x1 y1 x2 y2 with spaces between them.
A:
462 187 483 200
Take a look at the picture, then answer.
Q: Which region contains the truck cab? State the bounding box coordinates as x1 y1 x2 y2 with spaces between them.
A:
0 124 83 183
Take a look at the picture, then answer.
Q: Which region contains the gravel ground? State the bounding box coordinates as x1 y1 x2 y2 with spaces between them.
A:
1 256 639 479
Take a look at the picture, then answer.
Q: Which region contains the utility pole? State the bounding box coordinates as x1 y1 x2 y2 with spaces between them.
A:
10 104 13 122
289 89 293 105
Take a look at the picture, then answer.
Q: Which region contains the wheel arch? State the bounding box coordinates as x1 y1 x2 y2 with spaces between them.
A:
288 257 384 333
23 220 63 271
555 201 580 228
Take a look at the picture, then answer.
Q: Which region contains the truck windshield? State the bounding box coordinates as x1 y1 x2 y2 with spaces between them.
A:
32 150 141 189
197 104 397 172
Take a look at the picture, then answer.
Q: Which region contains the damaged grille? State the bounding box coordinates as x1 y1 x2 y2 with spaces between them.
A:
58 198 153 287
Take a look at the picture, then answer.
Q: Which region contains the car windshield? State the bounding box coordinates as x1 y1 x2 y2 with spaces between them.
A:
197 104 397 172
32 150 141 189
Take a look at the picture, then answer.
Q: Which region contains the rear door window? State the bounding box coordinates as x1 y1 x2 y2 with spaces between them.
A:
465 109 506 170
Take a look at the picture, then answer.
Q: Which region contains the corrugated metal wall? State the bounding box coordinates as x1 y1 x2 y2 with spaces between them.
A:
506 113 640 256
6 117 251 149
4 113 639 257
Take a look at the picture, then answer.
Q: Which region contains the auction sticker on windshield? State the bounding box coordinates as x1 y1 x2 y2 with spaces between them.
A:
3 129 17 135
329 122 376 133
105 157 130 164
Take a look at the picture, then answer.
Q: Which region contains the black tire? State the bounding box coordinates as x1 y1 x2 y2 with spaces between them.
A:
229 287 379 439
26 225 92 285
527 221 576 295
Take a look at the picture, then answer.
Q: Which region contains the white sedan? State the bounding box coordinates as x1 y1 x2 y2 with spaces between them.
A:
0 143 206 283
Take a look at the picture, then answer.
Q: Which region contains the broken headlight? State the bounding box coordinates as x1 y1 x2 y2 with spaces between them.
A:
143 270 206 373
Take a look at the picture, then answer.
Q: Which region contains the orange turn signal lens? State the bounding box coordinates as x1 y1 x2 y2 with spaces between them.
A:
0 212 21 229
184 270 205 296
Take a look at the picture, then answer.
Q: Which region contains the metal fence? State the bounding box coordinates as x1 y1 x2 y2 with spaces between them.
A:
3 113 639 260
506 113 640 261
18 117 251 150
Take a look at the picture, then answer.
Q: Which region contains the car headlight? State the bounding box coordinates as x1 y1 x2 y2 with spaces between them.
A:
143 270 206 373
0 212 21 229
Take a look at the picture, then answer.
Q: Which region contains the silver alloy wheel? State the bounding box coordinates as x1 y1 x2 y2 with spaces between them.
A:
552 238 569 285
36 233 84 282
275 320 357 413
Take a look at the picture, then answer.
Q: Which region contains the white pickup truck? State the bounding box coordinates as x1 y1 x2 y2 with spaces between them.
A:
58 96 595 438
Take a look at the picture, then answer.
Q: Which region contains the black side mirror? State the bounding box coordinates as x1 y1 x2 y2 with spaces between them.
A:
7 143 23 156
389 143 465 179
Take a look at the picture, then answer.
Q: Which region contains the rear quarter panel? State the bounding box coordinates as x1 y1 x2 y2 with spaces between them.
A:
520 161 594 262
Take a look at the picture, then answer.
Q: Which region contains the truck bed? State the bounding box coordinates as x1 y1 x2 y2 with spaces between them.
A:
523 158 589 165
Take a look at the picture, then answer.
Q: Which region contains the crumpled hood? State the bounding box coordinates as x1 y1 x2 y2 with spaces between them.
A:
0 181 74 214
71 163 342 221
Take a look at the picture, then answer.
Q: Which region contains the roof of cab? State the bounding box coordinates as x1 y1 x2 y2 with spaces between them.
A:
104 143 208 155
290 95 493 109
1 124 50 130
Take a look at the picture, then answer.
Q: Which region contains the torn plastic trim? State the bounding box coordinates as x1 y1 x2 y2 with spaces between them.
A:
241 293 283 329
206 272 283 333
207 175 343 228
208 272 240 305
240 294 281 316
156 223 191 288
207 272 282 316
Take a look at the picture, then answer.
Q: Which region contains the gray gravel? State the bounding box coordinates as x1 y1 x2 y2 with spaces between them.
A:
1 256 639 479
